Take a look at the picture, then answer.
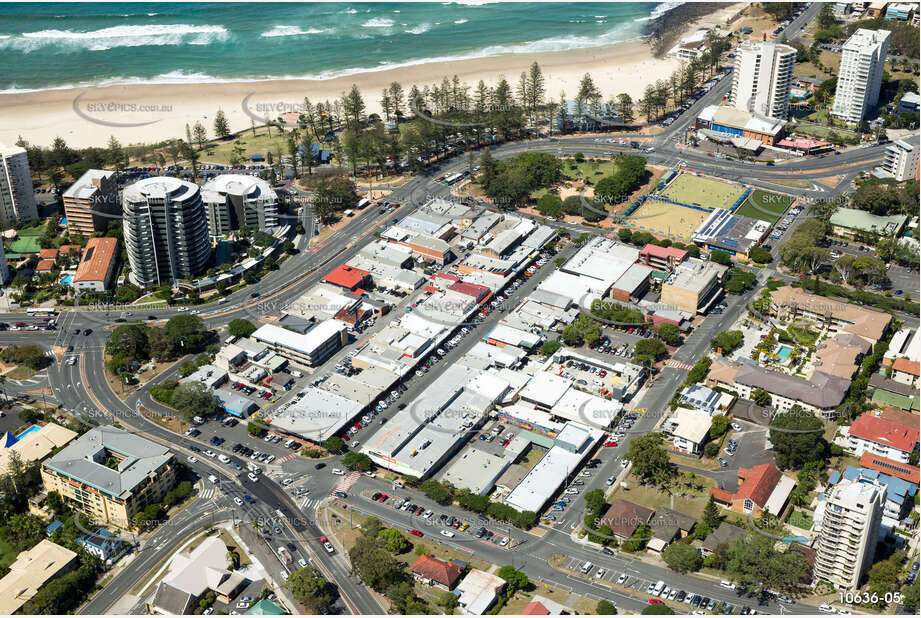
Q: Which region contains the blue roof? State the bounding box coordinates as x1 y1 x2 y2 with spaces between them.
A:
836 466 919 505
46 520 63 535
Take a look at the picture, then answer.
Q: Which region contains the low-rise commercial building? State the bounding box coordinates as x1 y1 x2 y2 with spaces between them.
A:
663 407 713 455
149 535 245 615
638 243 688 271
251 321 348 367
71 236 120 291
271 387 364 442
692 208 770 257
41 426 176 528
456 569 506 615
439 446 512 496
829 207 908 239
695 105 786 145
660 257 726 313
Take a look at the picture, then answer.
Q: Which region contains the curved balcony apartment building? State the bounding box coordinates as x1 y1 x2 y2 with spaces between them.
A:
201 174 280 239
123 177 211 287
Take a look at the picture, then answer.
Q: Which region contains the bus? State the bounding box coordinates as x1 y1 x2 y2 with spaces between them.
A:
27 308 58 317
443 172 463 185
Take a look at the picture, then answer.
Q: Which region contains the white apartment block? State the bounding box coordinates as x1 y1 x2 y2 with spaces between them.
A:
730 41 796 119
814 478 885 590
831 29 890 124
881 138 920 182
0 145 39 228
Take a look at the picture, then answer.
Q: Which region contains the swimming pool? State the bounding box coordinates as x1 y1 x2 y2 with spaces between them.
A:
777 345 793 361
14 424 42 442
61 274 73 286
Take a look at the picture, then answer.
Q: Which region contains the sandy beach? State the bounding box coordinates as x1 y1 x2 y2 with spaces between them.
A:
0 4 744 150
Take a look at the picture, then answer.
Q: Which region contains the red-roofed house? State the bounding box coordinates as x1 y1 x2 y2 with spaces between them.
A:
35 259 56 272
448 281 490 304
521 595 569 615
38 248 59 261
710 463 794 516
58 244 82 255
847 414 920 464
410 554 463 590
858 452 920 484
323 264 371 292
892 357 920 388
638 244 688 271
522 601 550 615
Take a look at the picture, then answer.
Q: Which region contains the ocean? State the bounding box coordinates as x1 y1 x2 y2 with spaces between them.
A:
0 2 682 93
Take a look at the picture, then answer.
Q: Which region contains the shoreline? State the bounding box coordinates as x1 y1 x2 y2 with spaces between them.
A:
1 3 744 150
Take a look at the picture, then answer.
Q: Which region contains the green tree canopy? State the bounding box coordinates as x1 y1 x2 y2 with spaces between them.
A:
662 542 703 573
227 319 257 338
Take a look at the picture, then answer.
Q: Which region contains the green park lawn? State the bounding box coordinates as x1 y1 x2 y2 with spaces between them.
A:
658 173 746 209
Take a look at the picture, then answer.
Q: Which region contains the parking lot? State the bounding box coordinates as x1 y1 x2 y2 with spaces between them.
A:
358 486 514 549
185 414 301 468
559 556 760 614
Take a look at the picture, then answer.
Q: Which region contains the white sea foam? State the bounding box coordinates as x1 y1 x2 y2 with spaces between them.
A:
404 23 431 35
0 24 229 52
635 2 685 22
454 19 469 24
362 17 394 28
261 25 327 38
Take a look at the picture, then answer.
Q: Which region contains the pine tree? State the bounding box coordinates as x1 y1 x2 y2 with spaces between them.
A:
213 109 230 139
192 122 208 150
703 495 721 530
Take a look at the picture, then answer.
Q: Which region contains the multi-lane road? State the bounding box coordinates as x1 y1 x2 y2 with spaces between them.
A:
2 6 913 609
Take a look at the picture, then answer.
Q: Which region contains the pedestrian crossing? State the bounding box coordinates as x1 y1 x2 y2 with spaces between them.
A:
665 359 694 371
200 487 215 499
332 471 361 494
277 452 298 464
300 496 321 510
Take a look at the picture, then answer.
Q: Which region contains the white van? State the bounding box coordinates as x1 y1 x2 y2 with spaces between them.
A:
208 474 218 483
291 370 303 378
580 561 594 574
284 439 296 449
653 580 666 596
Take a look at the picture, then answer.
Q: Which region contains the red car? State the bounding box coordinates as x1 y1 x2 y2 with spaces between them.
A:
409 529 423 537
604 441 619 447
378 493 388 502
648 599 664 605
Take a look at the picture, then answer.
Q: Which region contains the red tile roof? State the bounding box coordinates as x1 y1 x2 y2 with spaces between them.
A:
35 259 55 272
73 237 117 284
640 243 688 261
38 248 59 260
323 264 370 290
711 463 782 508
848 414 920 454
859 452 920 484
410 554 462 588
448 280 490 300
892 357 920 377
434 272 460 282
522 601 550 615
59 244 82 255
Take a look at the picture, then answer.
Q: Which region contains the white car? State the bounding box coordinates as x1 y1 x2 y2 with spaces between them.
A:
247 472 259 482
617 573 628 585
298 558 308 568
187 455 198 463
818 605 835 614
233 497 244 506
499 536 510 546
440 530 455 538
730 422 742 431
564 488 579 495
280 571 288 582
204 449 216 458
331 468 345 475
595 568 606 579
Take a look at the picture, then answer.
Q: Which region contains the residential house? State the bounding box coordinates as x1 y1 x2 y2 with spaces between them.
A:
710 463 795 517
410 554 463 590
599 499 655 541
846 413 919 464
455 569 506 615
